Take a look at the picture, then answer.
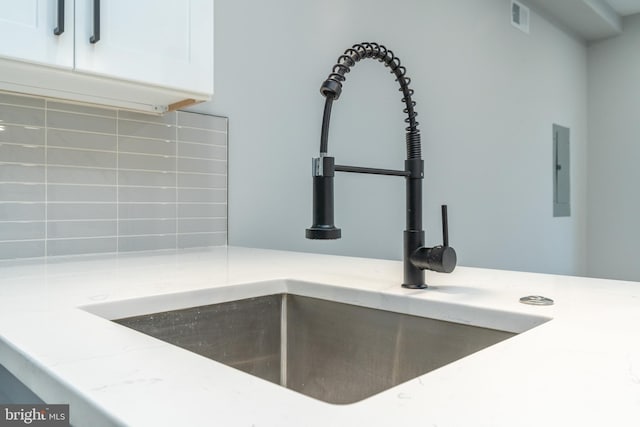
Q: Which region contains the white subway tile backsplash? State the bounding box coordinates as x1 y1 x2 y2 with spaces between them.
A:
118 203 176 220
47 185 117 203
177 203 226 219
47 110 116 134
0 125 45 145
0 144 45 164
178 142 226 160
119 110 177 125
47 203 118 221
178 233 226 249
47 220 117 239
47 147 117 169
177 127 226 145
0 92 227 260
178 218 227 233
47 166 117 185
0 222 45 241
118 170 177 187
0 93 45 108
47 237 117 257
0 203 46 221
118 187 176 203
0 104 45 126
177 172 226 188
118 137 176 156
47 129 117 152
0 240 45 259
46 101 117 118
0 164 45 183
119 120 176 140
177 111 227 131
177 158 227 174
0 184 45 202
119 235 176 252
119 219 176 236
118 152 175 172
178 188 226 203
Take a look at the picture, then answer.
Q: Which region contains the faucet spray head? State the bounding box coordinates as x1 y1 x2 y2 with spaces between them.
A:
306 156 341 240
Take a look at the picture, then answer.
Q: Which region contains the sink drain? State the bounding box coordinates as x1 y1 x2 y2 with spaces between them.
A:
519 295 554 306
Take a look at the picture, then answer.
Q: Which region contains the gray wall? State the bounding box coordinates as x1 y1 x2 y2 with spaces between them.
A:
193 0 588 275
587 14 640 281
0 93 227 260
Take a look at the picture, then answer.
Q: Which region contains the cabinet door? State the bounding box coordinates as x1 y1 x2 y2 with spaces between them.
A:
0 0 74 68
74 0 213 95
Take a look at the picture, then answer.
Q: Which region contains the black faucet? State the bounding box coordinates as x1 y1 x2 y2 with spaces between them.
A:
305 42 456 289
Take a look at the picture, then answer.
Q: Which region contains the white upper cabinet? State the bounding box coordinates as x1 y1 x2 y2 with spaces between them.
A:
0 0 74 67
74 0 213 94
0 0 214 113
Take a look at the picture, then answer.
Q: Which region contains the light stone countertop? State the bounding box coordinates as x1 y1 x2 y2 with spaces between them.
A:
1 246 639 426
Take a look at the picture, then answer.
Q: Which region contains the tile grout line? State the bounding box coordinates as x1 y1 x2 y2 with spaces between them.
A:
0 161 227 176
44 100 48 259
175 113 179 250
0 141 228 161
0 231 227 245
116 110 120 255
226 118 229 245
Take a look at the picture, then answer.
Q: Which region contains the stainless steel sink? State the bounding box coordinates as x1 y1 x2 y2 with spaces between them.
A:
114 293 517 404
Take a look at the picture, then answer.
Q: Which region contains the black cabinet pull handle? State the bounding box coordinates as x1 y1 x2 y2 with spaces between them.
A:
53 0 64 36
89 0 100 44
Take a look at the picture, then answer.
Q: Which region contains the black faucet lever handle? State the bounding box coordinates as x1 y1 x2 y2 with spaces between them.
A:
442 205 449 247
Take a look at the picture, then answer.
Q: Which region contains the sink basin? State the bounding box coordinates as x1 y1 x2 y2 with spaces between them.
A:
106 285 544 404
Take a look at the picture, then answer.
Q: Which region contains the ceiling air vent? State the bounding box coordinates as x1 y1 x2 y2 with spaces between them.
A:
511 0 530 34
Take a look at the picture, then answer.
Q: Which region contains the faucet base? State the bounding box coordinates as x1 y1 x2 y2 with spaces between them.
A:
306 226 341 240
403 230 426 288
401 283 428 289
